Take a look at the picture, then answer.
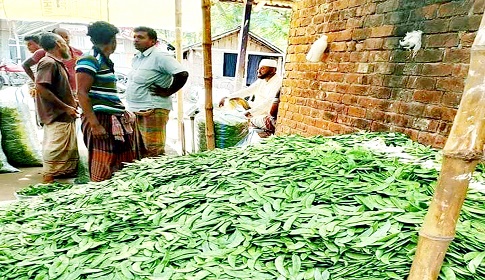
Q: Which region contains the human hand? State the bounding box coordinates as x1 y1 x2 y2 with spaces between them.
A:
91 123 108 139
66 106 78 118
150 85 172 97
219 97 227 107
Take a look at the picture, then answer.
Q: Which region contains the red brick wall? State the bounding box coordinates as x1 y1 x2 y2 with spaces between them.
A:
276 0 485 147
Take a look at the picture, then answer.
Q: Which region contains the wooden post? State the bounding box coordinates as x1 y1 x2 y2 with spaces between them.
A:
175 0 186 155
233 0 253 91
201 0 215 150
408 13 485 280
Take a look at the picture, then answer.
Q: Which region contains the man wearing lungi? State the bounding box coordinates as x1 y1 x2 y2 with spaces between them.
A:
35 33 79 183
125 26 189 158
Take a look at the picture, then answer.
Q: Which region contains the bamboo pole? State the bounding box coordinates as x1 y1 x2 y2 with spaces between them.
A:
175 0 186 155
234 0 253 91
201 0 215 150
408 13 485 280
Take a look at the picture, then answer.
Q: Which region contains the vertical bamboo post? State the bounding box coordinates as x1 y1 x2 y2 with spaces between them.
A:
408 13 485 280
234 0 253 91
175 0 186 155
201 0 215 150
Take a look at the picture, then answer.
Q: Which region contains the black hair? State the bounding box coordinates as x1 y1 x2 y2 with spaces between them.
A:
24 35 40 44
134 26 158 41
86 21 119 45
39 33 60 51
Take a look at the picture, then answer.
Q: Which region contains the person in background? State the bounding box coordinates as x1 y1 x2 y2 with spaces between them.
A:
24 35 41 54
35 33 79 183
219 59 282 135
23 28 83 93
22 34 43 98
75 21 136 182
125 26 188 158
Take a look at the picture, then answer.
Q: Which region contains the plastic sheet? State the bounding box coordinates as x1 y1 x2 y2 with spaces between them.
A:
0 90 42 167
195 108 248 152
0 129 19 173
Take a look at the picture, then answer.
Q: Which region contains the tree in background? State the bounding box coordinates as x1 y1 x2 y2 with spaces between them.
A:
160 2 291 52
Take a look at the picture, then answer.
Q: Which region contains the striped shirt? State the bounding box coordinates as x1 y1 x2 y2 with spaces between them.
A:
75 48 125 114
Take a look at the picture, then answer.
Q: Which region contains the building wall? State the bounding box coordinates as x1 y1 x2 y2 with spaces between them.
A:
277 0 485 148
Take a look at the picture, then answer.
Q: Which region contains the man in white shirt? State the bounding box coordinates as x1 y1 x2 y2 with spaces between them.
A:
219 59 282 134
125 26 188 158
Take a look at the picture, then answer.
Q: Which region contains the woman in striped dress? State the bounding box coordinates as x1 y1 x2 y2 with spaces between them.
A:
75 21 136 182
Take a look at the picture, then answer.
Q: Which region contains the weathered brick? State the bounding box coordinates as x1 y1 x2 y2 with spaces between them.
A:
352 117 372 129
349 84 370 95
352 28 370 40
473 0 485 13
363 38 384 50
434 134 447 148
347 18 364 29
451 64 469 78
449 15 482 32
417 132 435 147
443 49 470 63
369 87 392 98
424 33 459 48
376 0 399 13
385 75 409 88
371 25 395 37
460 32 476 47
329 42 348 52
342 94 359 105
407 76 436 90
437 1 472 17
365 15 385 28
441 92 462 107
326 92 343 103
422 19 450 33
369 51 391 62
371 121 392 131
420 63 453 76
375 63 395 74
414 49 444 62
413 90 443 103
389 50 412 62
383 37 400 50
438 121 453 135
391 114 413 127
398 102 425 116
436 77 465 93
348 106 366 117
336 84 350 94
384 11 411 24
412 4 439 20
350 51 370 62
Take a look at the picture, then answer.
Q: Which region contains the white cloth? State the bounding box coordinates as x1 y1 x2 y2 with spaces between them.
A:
229 74 282 116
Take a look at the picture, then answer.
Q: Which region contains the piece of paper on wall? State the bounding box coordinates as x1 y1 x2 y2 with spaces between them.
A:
306 35 328 62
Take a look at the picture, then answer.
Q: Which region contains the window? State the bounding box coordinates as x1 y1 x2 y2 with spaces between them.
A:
223 53 237 77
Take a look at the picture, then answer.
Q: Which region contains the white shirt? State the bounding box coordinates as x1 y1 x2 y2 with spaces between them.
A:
230 74 282 116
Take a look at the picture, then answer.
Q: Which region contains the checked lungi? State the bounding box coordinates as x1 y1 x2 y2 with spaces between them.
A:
42 121 79 177
134 108 170 158
81 112 136 182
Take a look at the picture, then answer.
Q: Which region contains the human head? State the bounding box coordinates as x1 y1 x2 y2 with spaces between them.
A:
86 21 119 55
133 26 158 52
52 28 71 45
258 59 277 80
24 35 41 53
39 33 71 60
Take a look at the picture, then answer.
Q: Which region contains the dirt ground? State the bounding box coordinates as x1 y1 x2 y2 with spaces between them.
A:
0 167 44 201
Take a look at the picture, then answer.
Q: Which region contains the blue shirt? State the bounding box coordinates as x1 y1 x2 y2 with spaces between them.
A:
125 46 186 112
